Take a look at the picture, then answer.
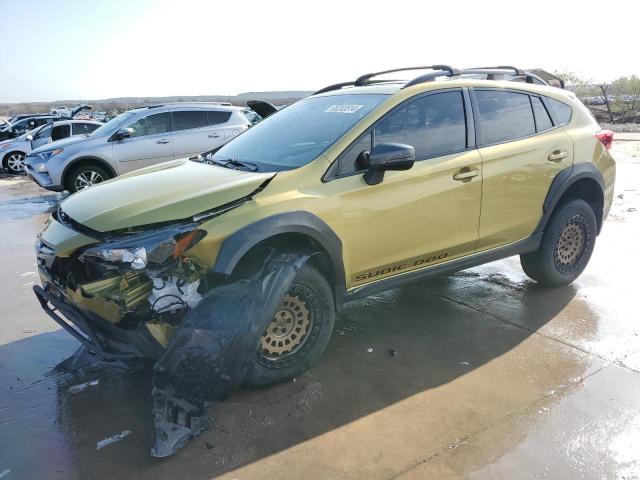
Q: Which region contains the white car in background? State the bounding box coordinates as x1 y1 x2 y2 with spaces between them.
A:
1 119 101 173
25 103 258 192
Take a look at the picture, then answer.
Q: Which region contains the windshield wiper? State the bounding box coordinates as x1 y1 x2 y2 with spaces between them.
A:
208 157 260 172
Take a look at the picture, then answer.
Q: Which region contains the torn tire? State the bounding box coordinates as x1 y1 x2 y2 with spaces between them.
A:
245 263 335 387
150 253 310 457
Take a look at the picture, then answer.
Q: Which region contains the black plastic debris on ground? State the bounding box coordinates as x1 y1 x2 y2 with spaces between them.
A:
150 253 309 457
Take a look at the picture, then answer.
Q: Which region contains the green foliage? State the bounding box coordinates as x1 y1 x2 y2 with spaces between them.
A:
611 75 640 111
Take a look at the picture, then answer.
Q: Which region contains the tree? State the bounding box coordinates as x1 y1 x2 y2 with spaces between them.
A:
599 84 614 123
553 70 595 99
611 75 640 111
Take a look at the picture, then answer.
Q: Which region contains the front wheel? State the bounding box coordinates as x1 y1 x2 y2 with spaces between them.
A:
244 263 335 387
520 199 597 287
66 164 111 192
4 151 26 173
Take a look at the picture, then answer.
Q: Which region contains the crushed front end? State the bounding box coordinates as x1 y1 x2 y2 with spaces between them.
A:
34 208 211 362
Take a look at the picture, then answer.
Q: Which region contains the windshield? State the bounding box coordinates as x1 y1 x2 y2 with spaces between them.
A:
212 94 388 171
89 110 139 137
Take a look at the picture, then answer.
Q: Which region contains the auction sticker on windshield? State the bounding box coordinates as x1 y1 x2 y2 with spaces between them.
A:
324 104 364 113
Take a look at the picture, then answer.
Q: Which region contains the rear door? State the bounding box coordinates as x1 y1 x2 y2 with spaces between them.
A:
171 109 222 157
473 89 574 251
112 112 173 174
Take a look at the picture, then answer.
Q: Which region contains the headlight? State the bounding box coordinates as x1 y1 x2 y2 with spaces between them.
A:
39 148 64 160
79 224 205 270
35 162 48 172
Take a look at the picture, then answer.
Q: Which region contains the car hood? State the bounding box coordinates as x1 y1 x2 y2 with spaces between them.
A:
61 158 275 232
246 100 279 119
30 134 90 155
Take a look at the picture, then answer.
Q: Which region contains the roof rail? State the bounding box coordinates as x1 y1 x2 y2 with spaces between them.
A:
461 66 548 85
313 65 551 96
354 65 460 86
313 65 460 95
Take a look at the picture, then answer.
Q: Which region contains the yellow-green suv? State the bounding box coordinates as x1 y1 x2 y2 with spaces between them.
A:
34 66 616 389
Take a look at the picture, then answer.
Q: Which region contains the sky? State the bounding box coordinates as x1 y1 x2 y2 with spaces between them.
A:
0 0 638 103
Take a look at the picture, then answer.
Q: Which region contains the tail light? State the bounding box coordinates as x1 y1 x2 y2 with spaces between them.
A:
596 130 613 151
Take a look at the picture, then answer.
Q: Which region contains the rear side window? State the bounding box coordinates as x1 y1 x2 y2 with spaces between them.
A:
51 124 70 141
546 97 572 125
530 97 553 132
72 123 99 135
128 113 169 138
476 90 535 145
207 111 232 126
173 110 208 131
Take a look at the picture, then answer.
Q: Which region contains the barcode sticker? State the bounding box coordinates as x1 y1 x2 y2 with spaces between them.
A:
324 105 364 114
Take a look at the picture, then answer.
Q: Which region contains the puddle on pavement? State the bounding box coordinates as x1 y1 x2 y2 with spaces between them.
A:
0 195 61 221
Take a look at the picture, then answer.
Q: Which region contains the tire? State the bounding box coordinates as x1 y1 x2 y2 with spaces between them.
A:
520 198 597 287
244 263 335 387
4 151 26 173
65 164 111 192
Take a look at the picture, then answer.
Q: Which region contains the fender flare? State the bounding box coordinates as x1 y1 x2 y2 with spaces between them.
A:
212 211 346 289
535 162 605 234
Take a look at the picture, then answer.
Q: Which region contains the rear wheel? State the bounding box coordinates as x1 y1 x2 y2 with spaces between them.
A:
66 164 110 192
4 151 25 173
245 263 335 387
520 199 597 287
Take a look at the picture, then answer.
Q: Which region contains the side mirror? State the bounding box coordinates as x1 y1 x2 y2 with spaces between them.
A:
362 142 415 185
113 127 134 141
26 134 33 141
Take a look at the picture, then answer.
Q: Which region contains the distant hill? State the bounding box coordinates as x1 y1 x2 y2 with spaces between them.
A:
0 91 314 117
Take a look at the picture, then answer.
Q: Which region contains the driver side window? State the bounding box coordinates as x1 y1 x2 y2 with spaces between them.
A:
127 113 169 138
338 91 467 176
33 125 52 140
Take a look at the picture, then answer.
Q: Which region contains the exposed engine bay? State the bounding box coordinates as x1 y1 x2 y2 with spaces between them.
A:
37 218 211 351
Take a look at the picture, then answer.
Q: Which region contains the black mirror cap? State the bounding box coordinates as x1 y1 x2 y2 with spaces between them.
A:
112 127 133 141
364 142 415 185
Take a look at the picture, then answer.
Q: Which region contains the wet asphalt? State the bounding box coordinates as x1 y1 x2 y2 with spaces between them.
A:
0 140 639 479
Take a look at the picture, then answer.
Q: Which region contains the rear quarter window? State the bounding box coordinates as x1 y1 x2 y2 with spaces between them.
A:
546 97 573 125
475 90 536 145
207 111 232 126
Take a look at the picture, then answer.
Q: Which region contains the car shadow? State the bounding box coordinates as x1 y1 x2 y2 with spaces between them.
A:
0 266 582 479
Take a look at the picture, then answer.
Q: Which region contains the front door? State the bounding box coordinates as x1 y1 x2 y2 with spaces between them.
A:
112 112 173 174
326 90 483 289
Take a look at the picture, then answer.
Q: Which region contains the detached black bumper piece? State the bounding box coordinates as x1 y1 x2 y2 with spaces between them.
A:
33 285 163 362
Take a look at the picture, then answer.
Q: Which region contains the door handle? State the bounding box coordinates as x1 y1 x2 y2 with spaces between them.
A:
156 139 171 144
208 133 221 138
453 168 480 181
548 150 568 162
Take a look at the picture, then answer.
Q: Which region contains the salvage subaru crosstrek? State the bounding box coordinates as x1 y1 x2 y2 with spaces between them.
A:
33 66 615 454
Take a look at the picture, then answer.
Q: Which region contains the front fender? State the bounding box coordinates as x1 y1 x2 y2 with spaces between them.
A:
212 211 346 290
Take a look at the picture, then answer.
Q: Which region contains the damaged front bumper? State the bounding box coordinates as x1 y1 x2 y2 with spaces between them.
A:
33 284 165 362
34 209 314 457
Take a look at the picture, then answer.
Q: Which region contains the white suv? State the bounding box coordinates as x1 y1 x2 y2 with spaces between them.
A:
24 103 254 192
1 120 102 173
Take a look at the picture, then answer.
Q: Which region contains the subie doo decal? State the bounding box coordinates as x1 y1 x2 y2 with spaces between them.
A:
354 252 449 282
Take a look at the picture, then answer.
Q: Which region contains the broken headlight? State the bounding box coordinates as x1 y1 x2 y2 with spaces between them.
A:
79 224 205 270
